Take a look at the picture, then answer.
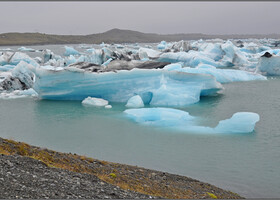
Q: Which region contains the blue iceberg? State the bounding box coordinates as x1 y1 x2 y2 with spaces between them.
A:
0 52 39 67
18 46 35 52
157 41 167 50
124 108 260 134
164 63 267 83
64 46 81 56
32 66 223 107
125 95 144 108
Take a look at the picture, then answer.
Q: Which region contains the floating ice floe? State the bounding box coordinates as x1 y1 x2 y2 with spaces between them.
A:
124 108 260 134
82 97 109 107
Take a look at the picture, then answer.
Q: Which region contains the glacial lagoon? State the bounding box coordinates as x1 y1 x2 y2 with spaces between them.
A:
0 42 280 197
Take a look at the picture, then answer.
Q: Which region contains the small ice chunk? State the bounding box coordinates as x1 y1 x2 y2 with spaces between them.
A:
125 95 144 108
157 41 167 50
82 97 108 107
214 112 260 133
18 88 38 96
105 105 112 109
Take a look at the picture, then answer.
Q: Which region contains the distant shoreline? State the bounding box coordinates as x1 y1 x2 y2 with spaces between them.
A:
0 28 279 46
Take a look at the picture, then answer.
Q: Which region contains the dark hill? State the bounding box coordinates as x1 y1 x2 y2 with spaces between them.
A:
0 28 279 46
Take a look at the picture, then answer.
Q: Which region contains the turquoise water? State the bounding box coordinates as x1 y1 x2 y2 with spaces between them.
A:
0 77 279 198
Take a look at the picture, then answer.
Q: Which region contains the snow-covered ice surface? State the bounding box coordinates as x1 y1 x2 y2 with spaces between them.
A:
124 108 259 134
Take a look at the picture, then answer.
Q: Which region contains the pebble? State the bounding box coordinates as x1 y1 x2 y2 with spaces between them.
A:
0 154 153 199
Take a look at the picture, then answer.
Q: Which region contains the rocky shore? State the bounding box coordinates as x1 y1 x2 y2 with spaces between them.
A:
0 137 243 199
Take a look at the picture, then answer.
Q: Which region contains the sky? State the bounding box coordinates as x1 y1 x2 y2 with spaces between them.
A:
0 2 280 35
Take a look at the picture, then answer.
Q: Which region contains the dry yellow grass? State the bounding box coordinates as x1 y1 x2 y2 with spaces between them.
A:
0 138 242 199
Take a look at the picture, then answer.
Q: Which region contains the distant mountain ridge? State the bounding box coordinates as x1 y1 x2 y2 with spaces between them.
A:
0 28 279 46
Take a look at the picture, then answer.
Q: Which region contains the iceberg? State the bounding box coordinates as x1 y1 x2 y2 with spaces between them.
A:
32 64 223 107
170 40 191 52
257 52 280 75
64 46 81 56
124 108 260 134
18 46 35 52
105 105 112 109
125 95 144 108
0 88 38 99
82 97 109 107
0 52 39 67
0 61 35 91
157 41 167 50
214 112 260 134
164 63 267 83
158 51 221 68
139 48 162 59
85 48 95 53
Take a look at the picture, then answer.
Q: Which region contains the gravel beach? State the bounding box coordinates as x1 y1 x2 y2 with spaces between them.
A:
0 137 243 199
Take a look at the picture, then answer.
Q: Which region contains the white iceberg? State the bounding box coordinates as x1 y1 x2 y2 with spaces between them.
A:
105 105 112 109
82 97 109 107
139 48 162 59
157 41 167 50
257 53 280 75
0 88 38 99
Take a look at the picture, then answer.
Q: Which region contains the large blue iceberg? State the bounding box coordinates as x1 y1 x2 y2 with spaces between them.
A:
32 66 223 107
124 108 260 134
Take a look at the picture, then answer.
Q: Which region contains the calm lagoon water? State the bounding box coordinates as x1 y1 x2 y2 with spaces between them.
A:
0 45 280 197
0 78 279 198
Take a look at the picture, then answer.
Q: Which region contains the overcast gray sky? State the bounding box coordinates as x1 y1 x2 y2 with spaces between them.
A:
0 2 279 35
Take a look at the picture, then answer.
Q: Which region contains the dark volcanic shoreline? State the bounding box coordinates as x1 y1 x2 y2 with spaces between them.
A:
0 28 279 46
0 137 243 199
